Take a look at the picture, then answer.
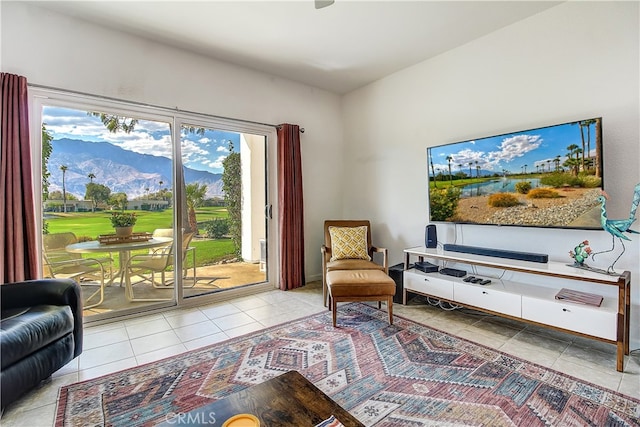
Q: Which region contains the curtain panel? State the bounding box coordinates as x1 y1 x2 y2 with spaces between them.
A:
277 123 305 290
1 72 38 283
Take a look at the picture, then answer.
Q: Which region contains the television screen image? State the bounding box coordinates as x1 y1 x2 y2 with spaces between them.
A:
427 117 604 229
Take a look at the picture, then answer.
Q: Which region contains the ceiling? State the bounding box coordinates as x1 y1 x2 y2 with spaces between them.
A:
33 1 561 94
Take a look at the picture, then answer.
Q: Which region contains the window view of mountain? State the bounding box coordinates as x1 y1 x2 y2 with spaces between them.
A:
48 138 223 199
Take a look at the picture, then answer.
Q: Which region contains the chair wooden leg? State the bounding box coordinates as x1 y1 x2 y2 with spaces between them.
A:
322 276 327 307
332 298 337 327
388 296 393 325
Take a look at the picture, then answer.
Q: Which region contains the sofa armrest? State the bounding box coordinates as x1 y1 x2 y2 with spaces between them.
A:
1 279 81 310
1 279 83 357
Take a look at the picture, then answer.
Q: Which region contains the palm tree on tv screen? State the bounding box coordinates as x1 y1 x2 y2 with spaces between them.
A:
446 156 453 183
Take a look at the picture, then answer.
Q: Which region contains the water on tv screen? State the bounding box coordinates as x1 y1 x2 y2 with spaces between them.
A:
427 117 604 229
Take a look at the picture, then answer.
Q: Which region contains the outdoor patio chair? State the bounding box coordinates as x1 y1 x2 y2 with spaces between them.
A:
125 232 195 300
42 232 113 309
150 228 197 283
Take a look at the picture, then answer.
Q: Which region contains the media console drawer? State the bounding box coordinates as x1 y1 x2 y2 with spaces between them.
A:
404 270 453 300
453 283 521 317
521 296 616 341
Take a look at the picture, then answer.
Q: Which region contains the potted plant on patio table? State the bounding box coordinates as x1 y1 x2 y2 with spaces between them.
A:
110 212 137 237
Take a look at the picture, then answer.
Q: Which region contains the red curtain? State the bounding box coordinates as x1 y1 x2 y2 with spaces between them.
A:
1 73 38 283
277 124 305 290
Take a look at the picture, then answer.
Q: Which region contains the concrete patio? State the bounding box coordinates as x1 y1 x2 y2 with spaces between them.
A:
82 261 267 317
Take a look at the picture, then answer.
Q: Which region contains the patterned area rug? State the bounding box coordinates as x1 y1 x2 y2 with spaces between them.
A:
55 303 640 426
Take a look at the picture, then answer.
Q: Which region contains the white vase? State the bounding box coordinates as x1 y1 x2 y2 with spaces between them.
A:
114 226 133 237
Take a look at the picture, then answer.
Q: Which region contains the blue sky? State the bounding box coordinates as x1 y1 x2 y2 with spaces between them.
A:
42 106 241 174
428 119 599 176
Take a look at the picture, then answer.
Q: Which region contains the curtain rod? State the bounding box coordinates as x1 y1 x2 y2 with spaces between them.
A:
28 83 304 133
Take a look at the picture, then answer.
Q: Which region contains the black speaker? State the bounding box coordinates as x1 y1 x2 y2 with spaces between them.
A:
425 224 437 248
388 263 407 303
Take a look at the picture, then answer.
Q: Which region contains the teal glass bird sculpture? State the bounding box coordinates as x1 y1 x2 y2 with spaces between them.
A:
591 183 640 273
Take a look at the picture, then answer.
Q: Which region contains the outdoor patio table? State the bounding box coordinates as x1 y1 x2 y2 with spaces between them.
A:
66 237 173 302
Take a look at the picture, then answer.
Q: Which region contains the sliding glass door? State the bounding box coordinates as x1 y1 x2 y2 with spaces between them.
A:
31 89 275 322
38 102 176 317
176 119 268 299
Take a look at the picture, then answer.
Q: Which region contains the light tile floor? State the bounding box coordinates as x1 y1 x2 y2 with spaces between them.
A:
2 282 639 426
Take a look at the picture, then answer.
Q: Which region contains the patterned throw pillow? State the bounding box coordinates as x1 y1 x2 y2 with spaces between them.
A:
329 226 371 261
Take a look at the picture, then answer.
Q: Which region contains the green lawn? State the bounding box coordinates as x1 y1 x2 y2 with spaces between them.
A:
429 177 489 189
44 207 234 267
429 174 545 189
45 207 227 238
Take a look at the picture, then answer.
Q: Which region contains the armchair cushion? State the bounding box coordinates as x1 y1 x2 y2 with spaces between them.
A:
1 305 74 369
328 226 371 261
326 258 384 272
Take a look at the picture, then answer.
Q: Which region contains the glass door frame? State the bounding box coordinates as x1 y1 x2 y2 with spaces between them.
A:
29 87 279 322
173 112 277 302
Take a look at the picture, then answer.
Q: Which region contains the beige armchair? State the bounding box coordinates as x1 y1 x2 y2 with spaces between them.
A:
321 220 388 307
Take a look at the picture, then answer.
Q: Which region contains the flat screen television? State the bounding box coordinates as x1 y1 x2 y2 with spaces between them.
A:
427 117 604 229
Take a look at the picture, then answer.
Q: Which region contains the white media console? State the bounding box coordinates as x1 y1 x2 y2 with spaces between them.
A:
403 246 631 372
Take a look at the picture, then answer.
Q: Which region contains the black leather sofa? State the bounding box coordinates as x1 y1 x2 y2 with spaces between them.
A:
0 279 83 409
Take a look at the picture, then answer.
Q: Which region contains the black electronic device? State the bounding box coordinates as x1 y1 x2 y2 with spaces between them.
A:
479 279 492 285
425 224 437 248
443 244 549 264
439 267 466 277
388 263 407 304
426 117 604 230
415 261 439 273
463 276 474 282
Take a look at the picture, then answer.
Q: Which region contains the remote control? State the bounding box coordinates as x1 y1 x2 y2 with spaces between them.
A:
471 278 483 283
479 279 492 285
463 276 475 282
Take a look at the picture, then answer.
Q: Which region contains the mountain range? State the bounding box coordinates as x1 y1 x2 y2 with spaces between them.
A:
48 138 223 199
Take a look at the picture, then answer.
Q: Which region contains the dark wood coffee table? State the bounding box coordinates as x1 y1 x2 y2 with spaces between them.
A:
158 370 364 426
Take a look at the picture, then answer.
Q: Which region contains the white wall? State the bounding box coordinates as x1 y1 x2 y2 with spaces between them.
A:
1 1 345 281
342 2 640 348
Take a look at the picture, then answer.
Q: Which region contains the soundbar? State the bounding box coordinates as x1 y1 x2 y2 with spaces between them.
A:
443 244 548 263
